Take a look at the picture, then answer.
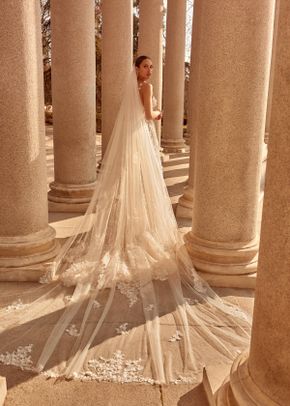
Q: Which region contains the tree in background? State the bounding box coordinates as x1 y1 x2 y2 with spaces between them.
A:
40 0 51 104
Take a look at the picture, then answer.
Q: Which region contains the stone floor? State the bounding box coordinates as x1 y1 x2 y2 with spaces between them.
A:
0 127 255 405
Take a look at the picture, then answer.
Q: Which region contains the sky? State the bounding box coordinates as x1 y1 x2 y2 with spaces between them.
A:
185 0 194 62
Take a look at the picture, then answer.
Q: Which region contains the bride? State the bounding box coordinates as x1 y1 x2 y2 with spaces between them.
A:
0 56 251 385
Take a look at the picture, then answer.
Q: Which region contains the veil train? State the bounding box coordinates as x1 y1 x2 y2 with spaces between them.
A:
0 69 251 384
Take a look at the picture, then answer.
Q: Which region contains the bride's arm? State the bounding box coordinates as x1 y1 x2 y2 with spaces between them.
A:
141 83 162 120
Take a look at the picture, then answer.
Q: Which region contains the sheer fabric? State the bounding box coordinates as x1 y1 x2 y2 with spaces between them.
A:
0 69 251 385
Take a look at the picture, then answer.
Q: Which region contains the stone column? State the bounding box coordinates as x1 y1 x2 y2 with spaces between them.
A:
102 0 133 155
48 0 97 212
216 2 290 403
176 128 195 218
161 0 186 153
184 0 275 284
264 0 280 145
176 1 202 218
0 1 57 272
138 0 163 144
183 88 192 146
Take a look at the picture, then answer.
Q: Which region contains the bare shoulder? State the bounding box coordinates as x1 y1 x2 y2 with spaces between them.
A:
141 82 153 94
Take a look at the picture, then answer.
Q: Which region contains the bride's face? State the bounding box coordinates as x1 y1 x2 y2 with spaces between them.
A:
136 59 153 81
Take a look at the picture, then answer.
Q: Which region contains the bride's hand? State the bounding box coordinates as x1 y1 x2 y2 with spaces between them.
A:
156 111 163 121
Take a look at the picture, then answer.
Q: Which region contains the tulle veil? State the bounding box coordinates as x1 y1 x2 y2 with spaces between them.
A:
0 68 251 384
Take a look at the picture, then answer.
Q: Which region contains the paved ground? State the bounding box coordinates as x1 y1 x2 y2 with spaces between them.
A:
0 128 255 405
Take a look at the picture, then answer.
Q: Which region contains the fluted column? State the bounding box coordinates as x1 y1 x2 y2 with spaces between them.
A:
217 2 290 403
138 0 163 144
0 1 57 272
176 1 202 218
161 0 186 152
48 0 96 212
185 0 275 281
102 0 133 156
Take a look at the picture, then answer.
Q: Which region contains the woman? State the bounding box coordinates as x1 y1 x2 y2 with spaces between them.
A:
136 56 162 121
0 56 251 385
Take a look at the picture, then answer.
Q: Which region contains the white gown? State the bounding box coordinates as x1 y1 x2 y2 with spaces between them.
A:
0 69 251 385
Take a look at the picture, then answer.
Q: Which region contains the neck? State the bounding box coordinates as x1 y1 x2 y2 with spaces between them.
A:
138 78 147 90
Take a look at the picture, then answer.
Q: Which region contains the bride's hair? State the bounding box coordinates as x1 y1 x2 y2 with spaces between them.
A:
135 55 151 67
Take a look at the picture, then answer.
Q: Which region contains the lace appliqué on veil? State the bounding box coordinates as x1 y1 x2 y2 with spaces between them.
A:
3 299 28 312
65 324 80 337
117 282 139 307
144 304 154 312
59 261 97 287
0 345 33 371
115 323 129 335
168 330 183 342
44 351 154 384
0 345 198 385
172 375 198 385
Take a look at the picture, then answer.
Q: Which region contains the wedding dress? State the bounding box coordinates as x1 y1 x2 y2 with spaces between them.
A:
0 69 251 385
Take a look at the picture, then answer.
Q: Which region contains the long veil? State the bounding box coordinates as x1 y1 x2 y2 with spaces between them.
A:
0 69 251 384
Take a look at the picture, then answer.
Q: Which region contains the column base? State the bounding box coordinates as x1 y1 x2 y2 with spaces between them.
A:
161 138 187 152
48 181 97 212
0 226 59 268
0 262 53 282
185 232 258 275
176 186 194 218
197 270 256 289
48 200 90 213
202 364 232 406
215 352 279 406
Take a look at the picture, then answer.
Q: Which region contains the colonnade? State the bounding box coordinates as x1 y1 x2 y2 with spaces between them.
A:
0 1 289 403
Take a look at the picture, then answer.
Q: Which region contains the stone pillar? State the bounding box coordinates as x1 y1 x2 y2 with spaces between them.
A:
0 1 57 270
264 0 280 145
184 0 275 283
138 0 163 144
161 0 186 152
176 130 194 218
216 2 290 403
176 1 202 218
183 90 192 146
48 0 97 212
102 0 133 155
